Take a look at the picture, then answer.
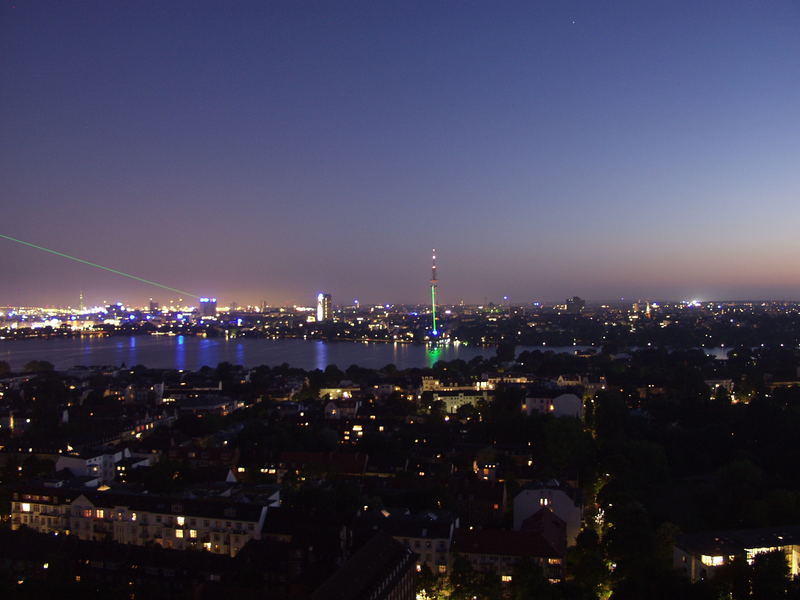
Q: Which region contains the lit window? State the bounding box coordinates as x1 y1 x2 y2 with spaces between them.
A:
131 512 137 521
96 509 104 519
540 498 550 506
175 529 184 538
501 575 513 582
701 555 724 566
176 516 185 527
21 503 31 513
438 565 447 574
190 529 197 538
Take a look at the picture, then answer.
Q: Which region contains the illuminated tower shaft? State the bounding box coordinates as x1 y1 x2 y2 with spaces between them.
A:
431 249 438 335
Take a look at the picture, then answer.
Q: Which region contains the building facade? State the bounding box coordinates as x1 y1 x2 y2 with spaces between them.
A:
674 527 800 583
11 486 271 557
513 483 582 546
317 293 332 322
199 297 218 318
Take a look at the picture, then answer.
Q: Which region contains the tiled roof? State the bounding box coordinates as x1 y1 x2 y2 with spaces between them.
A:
15 484 266 521
454 528 560 558
312 533 415 600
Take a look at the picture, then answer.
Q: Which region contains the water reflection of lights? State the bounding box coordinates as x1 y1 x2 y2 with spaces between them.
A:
426 346 443 368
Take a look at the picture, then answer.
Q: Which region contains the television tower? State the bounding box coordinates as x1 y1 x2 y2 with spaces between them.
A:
430 249 438 336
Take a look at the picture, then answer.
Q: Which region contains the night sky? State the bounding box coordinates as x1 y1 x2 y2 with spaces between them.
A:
2 1 799 307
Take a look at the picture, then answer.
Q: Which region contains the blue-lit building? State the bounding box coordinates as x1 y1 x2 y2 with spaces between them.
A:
199 297 217 318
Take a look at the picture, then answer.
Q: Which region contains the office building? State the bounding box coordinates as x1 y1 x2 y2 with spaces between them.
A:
199 297 217 318
317 293 332 322
565 296 585 314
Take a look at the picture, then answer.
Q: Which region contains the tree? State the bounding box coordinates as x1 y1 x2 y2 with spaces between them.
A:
496 342 517 363
323 364 344 385
715 556 751 600
592 390 628 441
23 360 54 373
0 360 10 376
416 564 452 600
540 416 595 478
456 403 477 420
450 554 482 599
429 400 446 419
509 558 553 599
752 550 790 600
566 528 610 598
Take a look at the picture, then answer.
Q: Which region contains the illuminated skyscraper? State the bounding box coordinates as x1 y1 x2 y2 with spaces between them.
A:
199 297 217 317
317 293 332 322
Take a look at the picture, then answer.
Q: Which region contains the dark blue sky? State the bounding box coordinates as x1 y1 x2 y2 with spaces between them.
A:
2 1 799 307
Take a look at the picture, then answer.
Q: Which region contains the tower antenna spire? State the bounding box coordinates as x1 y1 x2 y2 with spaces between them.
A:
430 249 438 336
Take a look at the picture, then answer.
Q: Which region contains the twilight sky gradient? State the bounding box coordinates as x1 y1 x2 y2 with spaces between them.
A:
2 1 799 307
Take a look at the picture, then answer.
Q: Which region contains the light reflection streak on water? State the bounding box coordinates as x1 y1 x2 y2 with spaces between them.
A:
427 346 443 368
175 335 186 371
314 340 329 371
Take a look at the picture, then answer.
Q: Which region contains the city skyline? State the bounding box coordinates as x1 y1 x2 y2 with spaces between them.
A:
5 230 800 309
3 1 799 305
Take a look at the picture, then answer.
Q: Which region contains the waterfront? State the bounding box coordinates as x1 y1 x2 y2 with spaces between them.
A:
0 336 736 372
0 336 530 371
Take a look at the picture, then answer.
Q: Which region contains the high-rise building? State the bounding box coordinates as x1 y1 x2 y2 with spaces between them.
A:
149 299 159 313
317 293 332 322
565 296 585 314
199 297 217 318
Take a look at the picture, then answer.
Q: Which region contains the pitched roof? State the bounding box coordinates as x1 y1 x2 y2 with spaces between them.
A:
519 508 567 555
16 484 266 522
454 528 560 558
312 533 416 600
279 451 368 474
355 509 456 540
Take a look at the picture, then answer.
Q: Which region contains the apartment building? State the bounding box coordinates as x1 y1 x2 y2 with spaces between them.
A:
11 485 272 557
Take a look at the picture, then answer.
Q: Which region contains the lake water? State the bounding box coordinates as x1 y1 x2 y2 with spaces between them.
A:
0 336 733 371
0 336 544 371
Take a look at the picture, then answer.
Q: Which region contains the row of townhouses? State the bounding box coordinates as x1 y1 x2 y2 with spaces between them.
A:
11 485 278 557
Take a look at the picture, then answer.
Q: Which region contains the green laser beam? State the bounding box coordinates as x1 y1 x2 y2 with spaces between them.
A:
0 233 198 298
